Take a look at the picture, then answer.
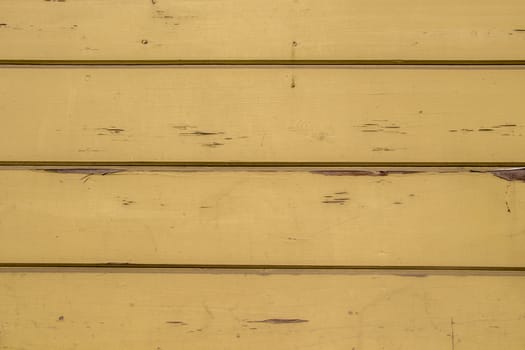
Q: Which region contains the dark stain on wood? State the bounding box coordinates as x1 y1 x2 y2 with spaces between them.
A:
247 319 308 324
478 128 494 132
166 321 187 325
58 315 64 321
141 39 149 45
514 29 525 32
0 23 7 27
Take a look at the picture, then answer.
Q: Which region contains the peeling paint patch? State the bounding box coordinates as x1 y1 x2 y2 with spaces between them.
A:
247 319 308 324
490 168 525 182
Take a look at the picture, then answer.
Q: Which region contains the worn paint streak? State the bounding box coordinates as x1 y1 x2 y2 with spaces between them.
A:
247 319 309 324
43 168 123 175
98 127 125 134
311 170 420 176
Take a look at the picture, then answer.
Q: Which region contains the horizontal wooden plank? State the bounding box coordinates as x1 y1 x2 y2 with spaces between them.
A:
1 67 525 162
0 0 524 60
1 168 524 266
1 269 524 349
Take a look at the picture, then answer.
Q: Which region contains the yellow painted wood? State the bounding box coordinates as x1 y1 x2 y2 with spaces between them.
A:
1 269 524 349
1 169 524 266
1 67 525 162
0 0 525 60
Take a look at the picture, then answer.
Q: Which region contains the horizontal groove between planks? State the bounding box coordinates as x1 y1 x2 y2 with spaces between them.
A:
2 60 525 66
1 264 525 274
2 162 525 168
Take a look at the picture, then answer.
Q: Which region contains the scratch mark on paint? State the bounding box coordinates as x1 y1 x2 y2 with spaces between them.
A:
505 182 512 213
202 142 224 148
449 318 455 350
180 131 225 136
247 319 308 324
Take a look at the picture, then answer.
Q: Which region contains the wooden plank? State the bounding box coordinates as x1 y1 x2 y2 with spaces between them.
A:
1 67 525 163
0 0 524 60
1 168 524 266
1 269 524 349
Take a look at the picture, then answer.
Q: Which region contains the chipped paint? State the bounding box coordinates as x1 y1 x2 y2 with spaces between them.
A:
490 168 525 182
247 319 308 324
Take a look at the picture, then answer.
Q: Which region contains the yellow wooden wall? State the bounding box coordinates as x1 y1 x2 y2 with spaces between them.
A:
1 1 524 349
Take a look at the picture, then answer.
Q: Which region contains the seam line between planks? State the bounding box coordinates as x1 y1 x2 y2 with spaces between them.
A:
2 162 525 168
2 60 525 66
0 263 524 272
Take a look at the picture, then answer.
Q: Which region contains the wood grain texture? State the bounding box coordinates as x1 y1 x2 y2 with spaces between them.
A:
1 67 525 162
1 269 524 349
1 168 524 266
0 0 525 60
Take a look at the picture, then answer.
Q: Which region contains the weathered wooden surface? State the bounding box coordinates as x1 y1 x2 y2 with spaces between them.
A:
1 0 525 60
1 269 524 349
1 67 525 162
1 168 524 266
